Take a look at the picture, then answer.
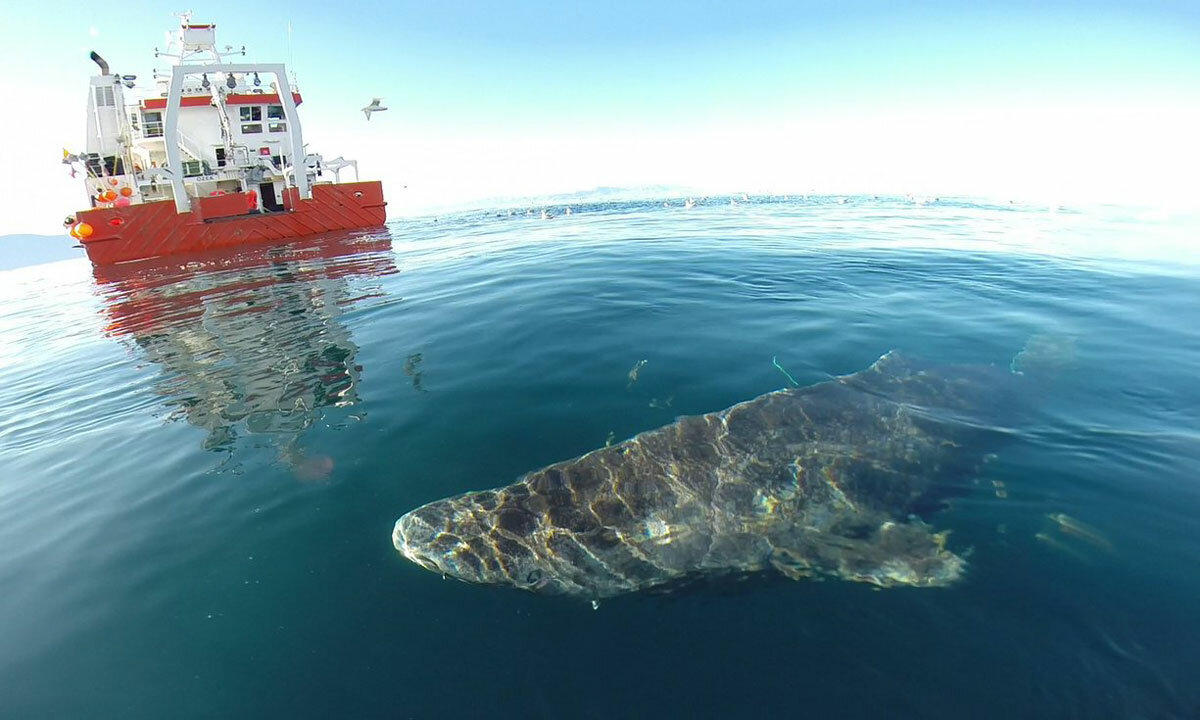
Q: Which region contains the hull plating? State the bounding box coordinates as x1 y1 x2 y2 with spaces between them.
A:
77 181 386 264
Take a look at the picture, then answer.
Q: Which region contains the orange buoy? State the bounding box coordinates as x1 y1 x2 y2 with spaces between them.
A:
76 222 94 238
68 224 81 239
101 190 117 202
108 178 119 186
119 187 133 197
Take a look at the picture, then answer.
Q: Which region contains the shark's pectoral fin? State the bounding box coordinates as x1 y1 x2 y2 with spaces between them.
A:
768 520 965 587
841 520 965 587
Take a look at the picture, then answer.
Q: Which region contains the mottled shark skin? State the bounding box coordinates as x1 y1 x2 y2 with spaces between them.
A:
394 351 1016 599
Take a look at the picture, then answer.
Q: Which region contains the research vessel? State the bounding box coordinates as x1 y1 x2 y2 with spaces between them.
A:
63 14 387 265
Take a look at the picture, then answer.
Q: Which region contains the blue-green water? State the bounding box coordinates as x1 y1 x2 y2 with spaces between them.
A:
2 197 1198 719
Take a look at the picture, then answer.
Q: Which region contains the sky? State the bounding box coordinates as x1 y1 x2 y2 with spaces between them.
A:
0 1 1198 234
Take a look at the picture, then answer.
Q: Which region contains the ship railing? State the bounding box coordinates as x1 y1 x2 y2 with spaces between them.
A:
321 156 359 183
280 154 321 190
175 129 206 163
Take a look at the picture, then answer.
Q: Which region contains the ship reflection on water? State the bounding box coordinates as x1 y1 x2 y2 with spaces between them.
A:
92 232 397 474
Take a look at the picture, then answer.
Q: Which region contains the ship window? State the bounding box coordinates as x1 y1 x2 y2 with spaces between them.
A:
268 122 287 133
241 123 263 134
270 154 289 168
267 105 285 119
85 154 125 176
142 111 163 137
181 160 204 177
239 106 262 122
94 86 115 107
215 147 227 167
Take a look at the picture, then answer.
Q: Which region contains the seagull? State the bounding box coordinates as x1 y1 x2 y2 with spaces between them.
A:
362 98 388 120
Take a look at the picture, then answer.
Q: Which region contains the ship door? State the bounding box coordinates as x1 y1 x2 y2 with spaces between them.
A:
259 182 283 212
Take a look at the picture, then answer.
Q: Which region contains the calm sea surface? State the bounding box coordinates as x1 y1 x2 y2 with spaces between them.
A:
2 196 1198 719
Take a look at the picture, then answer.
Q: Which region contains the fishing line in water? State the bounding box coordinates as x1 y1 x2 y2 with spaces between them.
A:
772 356 799 387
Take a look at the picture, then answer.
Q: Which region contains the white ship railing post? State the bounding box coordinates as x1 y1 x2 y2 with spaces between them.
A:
164 66 190 213
268 65 309 201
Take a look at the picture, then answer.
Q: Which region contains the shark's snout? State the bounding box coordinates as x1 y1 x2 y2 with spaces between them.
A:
393 511 446 574
392 501 511 586
393 495 572 594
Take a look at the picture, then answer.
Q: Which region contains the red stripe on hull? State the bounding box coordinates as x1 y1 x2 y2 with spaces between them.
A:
77 181 386 265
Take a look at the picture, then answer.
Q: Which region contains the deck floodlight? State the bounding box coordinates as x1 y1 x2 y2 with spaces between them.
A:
201 73 210 89
253 72 261 87
226 73 237 89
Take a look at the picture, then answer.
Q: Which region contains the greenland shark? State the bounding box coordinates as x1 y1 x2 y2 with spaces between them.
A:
393 351 1019 599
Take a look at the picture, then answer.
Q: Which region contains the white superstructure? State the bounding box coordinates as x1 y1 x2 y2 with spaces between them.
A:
71 14 359 215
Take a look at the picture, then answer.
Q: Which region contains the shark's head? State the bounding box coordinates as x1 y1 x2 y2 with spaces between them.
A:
392 489 576 595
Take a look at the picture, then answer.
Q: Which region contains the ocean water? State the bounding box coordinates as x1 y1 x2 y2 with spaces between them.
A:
1 196 1198 719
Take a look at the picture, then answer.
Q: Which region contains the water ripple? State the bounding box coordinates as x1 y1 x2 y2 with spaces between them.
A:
2 196 1198 718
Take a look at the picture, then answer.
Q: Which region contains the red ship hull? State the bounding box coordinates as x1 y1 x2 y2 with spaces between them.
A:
76 180 386 265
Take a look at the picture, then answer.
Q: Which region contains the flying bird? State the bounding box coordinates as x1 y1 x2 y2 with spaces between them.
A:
362 98 388 120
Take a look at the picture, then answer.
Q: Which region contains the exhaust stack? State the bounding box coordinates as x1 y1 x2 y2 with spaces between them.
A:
89 51 110 75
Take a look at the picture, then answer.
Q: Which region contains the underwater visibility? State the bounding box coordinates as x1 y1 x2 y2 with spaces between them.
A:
2 196 1199 719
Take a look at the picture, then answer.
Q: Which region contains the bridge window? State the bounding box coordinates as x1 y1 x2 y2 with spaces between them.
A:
268 122 287 133
142 111 163 137
241 123 263 134
267 105 285 120
239 106 262 122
